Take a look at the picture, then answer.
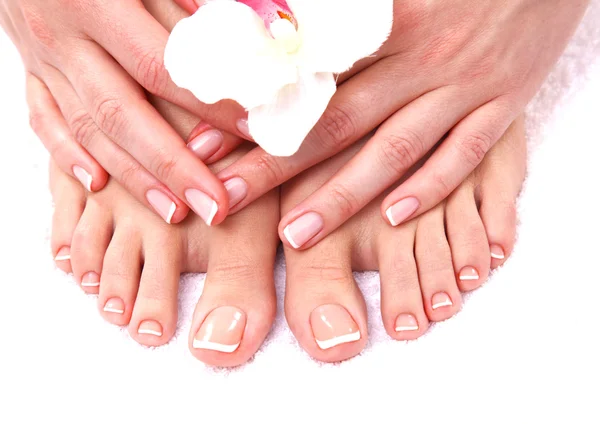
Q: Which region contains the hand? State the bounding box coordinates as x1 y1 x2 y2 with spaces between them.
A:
201 0 588 248
2 0 248 225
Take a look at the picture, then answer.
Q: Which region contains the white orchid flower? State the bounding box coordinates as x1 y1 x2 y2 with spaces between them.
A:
165 0 393 156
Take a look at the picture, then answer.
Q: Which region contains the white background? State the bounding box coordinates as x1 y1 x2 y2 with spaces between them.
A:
1 3 599 423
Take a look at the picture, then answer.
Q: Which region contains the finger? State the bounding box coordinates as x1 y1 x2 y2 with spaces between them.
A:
42 65 191 225
64 43 230 225
382 98 516 227
86 1 248 139
217 58 431 213
277 86 477 250
171 0 203 14
26 72 108 192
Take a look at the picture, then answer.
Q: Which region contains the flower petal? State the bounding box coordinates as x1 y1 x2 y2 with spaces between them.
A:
165 0 298 109
287 0 394 74
248 72 336 157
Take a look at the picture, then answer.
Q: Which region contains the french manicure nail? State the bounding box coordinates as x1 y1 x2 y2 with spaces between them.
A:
146 189 177 224
55 246 71 261
283 212 324 249
459 266 479 281
395 314 419 332
311 304 360 350
103 298 125 314
193 306 246 353
431 292 453 310
187 129 224 162
81 271 100 288
386 197 420 227
138 320 163 337
73 165 93 192
236 118 252 139
224 178 248 209
490 244 505 260
185 189 218 226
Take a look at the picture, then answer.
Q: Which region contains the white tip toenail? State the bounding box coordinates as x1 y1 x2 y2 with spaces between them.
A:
192 339 240 353
103 307 124 314
206 201 219 226
432 300 453 310
55 254 71 261
73 165 93 192
395 325 419 332
81 282 100 287
315 331 361 350
491 253 505 259
459 275 480 281
166 202 177 225
385 207 398 227
283 225 300 249
138 329 163 337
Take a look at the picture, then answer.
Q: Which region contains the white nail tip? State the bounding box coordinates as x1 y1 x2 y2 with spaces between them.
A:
395 326 419 332
55 255 71 261
138 329 163 337
432 300 453 310
81 282 100 287
315 331 361 350
491 253 505 259
166 202 177 225
73 166 93 192
385 207 398 227
206 201 218 226
103 307 124 314
459 275 479 281
283 225 300 249
192 339 240 353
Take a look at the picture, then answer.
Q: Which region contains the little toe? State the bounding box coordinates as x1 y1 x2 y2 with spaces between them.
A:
414 205 462 322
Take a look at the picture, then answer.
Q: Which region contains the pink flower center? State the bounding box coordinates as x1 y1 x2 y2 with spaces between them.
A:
238 0 296 26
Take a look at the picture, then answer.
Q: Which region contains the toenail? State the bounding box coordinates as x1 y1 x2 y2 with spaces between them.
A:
431 292 453 310
490 244 505 260
283 212 324 249
187 129 224 162
193 306 246 353
459 266 480 281
146 189 177 224
138 320 163 337
81 272 100 288
310 304 361 350
73 165 93 192
185 189 219 226
385 197 420 227
103 298 125 314
395 314 419 332
55 246 71 261
224 178 248 209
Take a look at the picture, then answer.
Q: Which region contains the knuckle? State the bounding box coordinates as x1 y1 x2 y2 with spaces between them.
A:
301 263 353 287
28 109 45 136
377 130 424 176
150 152 179 183
253 154 286 187
430 170 454 200
22 5 56 49
116 158 143 189
68 109 98 149
328 184 361 218
93 96 126 139
134 49 169 96
456 130 493 167
314 104 358 152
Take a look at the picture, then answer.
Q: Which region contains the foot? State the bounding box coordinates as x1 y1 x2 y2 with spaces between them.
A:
281 117 527 362
49 101 279 367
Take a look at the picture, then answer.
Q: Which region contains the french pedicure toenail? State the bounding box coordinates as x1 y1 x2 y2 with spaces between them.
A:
193 306 246 353
283 212 324 249
236 118 251 139
185 189 218 226
490 244 505 260
81 272 100 288
395 314 419 332
310 304 361 350
187 129 224 162
146 189 177 224
138 320 163 337
73 165 93 192
459 266 480 281
103 298 125 314
224 178 248 209
431 292 453 310
386 197 420 227
55 246 71 261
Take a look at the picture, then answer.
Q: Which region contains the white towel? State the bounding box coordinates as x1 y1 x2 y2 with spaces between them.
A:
0 3 599 422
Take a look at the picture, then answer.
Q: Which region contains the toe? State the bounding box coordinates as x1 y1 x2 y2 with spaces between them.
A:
445 183 491 291
378 223 429 340
414 205 462 322
98 227 142 326
284 233 367 362
49 160 86 274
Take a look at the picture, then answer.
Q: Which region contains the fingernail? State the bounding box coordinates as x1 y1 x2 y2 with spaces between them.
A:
55 246 71 261
73 165 93 192
283 212 324 249
432 292 453 310
224 178 248 209
490 244 505 260
81 271 100 288
103 298 125 314
185 189 218 226
187 129 224 162
459 266 480 281
395 314 419 332
386 197 420 227
236 118 252 139
310 304 360 350
193 306 246 353
146 189 177 224
138 320 163 337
